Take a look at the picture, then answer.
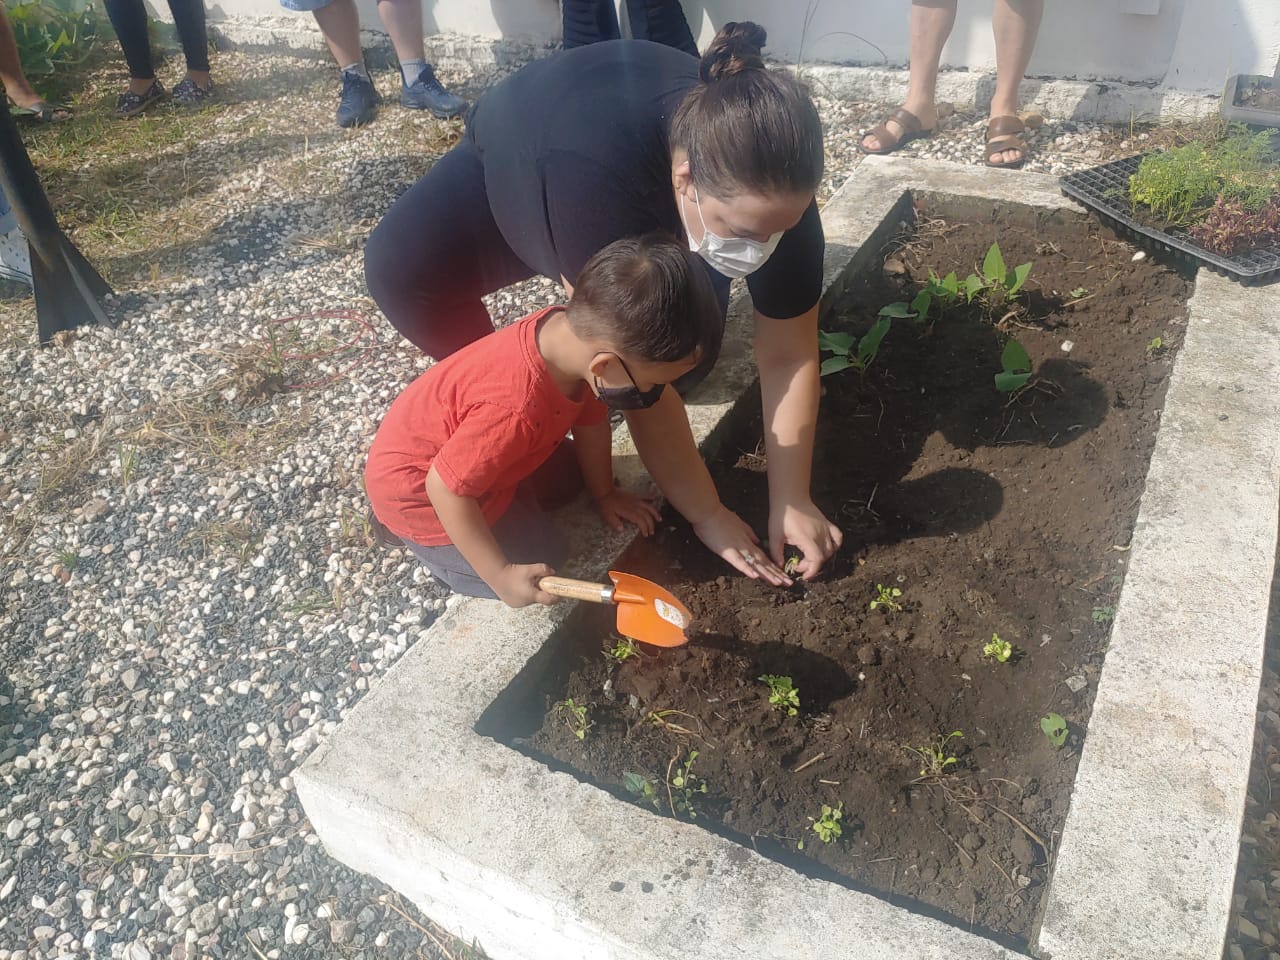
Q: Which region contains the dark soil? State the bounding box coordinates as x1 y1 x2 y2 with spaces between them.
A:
502 202 1193 947
1238 77 1280 112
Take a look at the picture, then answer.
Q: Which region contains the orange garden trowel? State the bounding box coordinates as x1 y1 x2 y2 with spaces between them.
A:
539 571 692 647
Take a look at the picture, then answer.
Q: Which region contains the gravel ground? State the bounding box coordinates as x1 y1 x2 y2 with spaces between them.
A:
0 44 1270 960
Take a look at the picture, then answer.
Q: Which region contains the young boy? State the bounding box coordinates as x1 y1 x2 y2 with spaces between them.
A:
365 233 792 608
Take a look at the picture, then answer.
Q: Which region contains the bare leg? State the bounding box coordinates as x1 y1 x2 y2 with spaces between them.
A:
988 0 1044 164
312 0 364 68
0 4 43 108
375 0 425 66
862 0 956 152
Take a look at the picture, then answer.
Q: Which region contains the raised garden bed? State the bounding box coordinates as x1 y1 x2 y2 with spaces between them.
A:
491 200 1192 948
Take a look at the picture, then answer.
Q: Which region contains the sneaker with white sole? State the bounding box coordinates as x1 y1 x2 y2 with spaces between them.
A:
0 227 33 287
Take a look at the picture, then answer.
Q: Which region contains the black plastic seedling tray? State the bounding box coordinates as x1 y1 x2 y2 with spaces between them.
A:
1059 154 1280 285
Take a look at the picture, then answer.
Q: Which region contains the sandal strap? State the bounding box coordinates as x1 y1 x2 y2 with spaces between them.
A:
986 115 1026 141
861 107 929 153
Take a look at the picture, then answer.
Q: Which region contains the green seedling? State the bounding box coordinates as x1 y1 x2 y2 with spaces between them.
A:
1146 336 1164 354
553 698 592 741
904 730 963 779
1091 605 1115 623
869 583 903 613
1070 286 1089 298
961 242 1033 312
605 636 640 663
798 801 844 849
783 554 802 576
994 339 1033 393
54 548 80 571
982 633 1012 663
819 316 893 377
669 750 709 820
758 674 800 717
623 772 662 810
1040 712 1068 747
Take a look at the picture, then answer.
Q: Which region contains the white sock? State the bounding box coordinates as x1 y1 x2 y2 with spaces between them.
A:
340 62 371 83
399 59 427 86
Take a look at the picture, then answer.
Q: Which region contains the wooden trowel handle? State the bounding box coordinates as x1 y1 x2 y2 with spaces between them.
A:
539 577 615 604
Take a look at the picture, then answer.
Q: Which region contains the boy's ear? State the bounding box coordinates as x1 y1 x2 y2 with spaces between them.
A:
586 351 616 381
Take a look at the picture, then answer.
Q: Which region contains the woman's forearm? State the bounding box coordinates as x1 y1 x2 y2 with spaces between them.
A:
754 306 821 506
624 387 721 524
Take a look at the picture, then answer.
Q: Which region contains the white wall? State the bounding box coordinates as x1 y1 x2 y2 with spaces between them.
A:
205 0 1280 95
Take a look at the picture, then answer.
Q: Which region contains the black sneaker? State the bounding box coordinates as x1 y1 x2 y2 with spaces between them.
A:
172 76 213 106
114 80 166 119
336 72 380 128
367 508 404 549
400 64 467 119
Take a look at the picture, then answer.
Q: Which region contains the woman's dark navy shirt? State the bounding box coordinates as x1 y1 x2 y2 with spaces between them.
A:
466 39 824 321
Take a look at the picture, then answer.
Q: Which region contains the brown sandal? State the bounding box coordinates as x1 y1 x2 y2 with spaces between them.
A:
858 107 934 156
985 115 1028 169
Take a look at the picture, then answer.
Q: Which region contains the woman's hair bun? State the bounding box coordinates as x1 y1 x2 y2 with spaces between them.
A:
699 21 767 83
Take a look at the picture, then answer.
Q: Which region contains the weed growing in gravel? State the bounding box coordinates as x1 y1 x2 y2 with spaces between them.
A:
758 674 800 716
1091 605 1115 623
668 750 709 820
869 583 903 613
54 548 80 571
798 801 844 849
904 730 963 779
605 636 640 663
982 634 1012 663
554 698 592 741
1040 713 1069 747
116 441 139 487
623 772 663 810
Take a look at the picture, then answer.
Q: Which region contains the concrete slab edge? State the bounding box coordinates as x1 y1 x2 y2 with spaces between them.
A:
1035 274 1280 960
205 18 1219 122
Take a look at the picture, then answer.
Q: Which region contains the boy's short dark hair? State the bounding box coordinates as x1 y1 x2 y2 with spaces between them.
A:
568 233 722 365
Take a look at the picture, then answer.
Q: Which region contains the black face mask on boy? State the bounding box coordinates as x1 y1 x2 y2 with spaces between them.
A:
593 354 665 411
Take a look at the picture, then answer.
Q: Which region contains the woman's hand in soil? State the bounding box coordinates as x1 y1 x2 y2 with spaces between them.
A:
593 488 661 536
693 505 792 586
769 500 843 580
493 563 561 608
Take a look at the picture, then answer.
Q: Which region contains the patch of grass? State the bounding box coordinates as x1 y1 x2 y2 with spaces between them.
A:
182 517 261 567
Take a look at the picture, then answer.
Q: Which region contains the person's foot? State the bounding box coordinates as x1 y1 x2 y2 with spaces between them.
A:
114 80 166 119
400 64 467 119
860 102 938 153
172 76 213 107
0 226 33 288
336 71 380 128
985 115 1028 169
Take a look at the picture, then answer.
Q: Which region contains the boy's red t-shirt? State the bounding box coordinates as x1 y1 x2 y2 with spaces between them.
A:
365 306 607 546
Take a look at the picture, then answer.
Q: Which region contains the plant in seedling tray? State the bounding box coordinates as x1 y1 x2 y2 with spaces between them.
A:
982 633 1013 663
797 801 844 850
904 730 963 780
759 674 800 716
553 697 592 741
869 583 903 614
667 749 709 820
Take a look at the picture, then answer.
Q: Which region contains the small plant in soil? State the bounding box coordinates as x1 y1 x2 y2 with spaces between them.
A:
668 750 709 820
982 634 1013 663
963 242 1033 317
1040 712 1069 748
869 583 903 613
1091 605 1115 623
819 317 893 377
798 801 844 850
604 636 639 663
994 339 1033 394
904 730 963 779
1070 286 1089 299
553 698 592 741
758 674 800 716
623 772 662 811
1146 336 1164 355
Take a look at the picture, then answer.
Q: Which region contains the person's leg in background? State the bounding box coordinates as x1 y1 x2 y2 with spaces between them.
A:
0 2 68 119
561 0 620 49
626 0 697 55
104 0 169 116
165 0 214 105
985 0 1044 166
860 0 956 153
302 0 381 128
363 138 535 358
375 0 466 119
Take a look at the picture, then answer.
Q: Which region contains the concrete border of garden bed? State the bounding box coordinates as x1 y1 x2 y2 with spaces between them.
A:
294 155 1278 960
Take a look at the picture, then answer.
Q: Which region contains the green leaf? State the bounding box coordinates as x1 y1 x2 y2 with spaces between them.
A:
820 356 854 377
817 330 855 354
994 371 1031 393
856 316 893 364
623 772 647 794
877 301 917 319
1008 262 1032 297
942 271 959 296
1000 339 1032 375
909 290 933 318
1040 713 1068 747
983 242 1007 284
964 273 985 302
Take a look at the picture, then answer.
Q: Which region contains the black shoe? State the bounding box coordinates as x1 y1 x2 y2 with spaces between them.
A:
400 65 467 119
114 80 166 119
367 508 404 549
172 76 213 106
337 72 380 128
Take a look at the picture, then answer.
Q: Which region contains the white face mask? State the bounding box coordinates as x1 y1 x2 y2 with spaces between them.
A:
679 187 783 280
